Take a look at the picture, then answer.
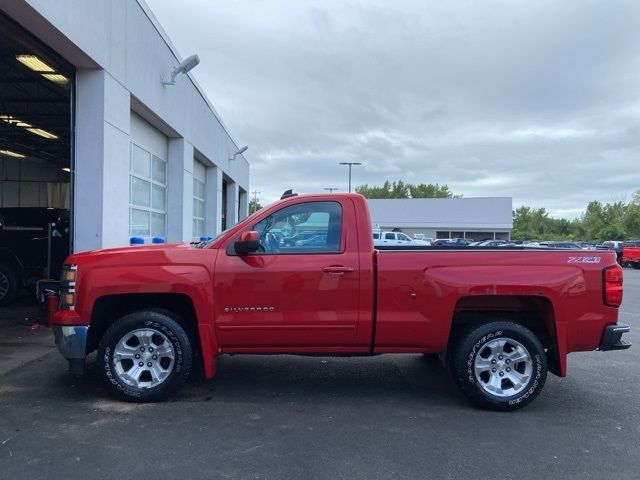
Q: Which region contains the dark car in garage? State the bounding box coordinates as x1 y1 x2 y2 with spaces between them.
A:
0 207 69 305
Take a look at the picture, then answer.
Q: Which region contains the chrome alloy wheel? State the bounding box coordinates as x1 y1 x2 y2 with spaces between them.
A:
473 337 533 398
113 328 175 389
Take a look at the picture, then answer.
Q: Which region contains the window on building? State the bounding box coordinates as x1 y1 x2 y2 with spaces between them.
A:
129 143 166 238
193 161 206 240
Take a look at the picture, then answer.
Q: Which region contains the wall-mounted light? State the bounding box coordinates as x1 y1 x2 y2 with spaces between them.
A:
0 149 26 158
162 54 200 86
230 145 248 161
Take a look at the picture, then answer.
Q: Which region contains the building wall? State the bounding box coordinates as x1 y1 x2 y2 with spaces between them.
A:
368 197 513 241
1 0 249 251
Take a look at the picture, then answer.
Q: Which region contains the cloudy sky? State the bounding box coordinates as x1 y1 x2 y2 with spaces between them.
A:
146 0 639 217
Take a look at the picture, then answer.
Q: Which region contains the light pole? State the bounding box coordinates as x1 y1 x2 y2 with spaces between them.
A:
324 187 339 193
339 162 362 193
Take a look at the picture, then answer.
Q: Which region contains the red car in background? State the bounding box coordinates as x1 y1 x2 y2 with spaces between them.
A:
622 240 640 268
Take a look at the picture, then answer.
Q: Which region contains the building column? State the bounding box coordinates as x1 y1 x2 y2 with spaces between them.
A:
167 138 194 242
225 180 239 228
74 69 130 252
205 166 223 235
238 189 249 221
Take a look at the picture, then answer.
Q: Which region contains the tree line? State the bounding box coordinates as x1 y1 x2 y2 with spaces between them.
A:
512 192 640 242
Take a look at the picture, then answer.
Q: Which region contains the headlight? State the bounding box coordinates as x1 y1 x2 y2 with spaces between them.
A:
60 264 77 310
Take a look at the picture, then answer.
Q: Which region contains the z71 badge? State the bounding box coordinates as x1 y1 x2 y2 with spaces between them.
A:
567 256 601 264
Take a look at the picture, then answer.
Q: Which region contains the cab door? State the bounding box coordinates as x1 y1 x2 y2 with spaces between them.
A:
213 199 361 348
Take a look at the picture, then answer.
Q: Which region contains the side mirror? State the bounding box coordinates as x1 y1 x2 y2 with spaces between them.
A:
234 231 260 254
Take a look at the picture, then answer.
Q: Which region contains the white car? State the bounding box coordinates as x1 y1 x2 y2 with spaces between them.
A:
413 233 434 244
374 231 430 246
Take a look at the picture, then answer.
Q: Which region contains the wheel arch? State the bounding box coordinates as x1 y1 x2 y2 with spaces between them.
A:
449 295 562 376
88 293 202 371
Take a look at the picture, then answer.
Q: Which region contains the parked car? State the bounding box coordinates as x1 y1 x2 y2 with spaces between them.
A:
474 240 508 247
539 241 585 250
47 192 630 411
0 208 69 305
282 231 317 246
412 233 434 244
374 231 428 246
431 239 453 247
621 240 640 268
450 237 473 245
295 234 327 247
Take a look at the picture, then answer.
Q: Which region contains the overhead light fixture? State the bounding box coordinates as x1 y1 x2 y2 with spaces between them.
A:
61 167 71 173
0 116 32 128
163 54 200 86
230 145 248 161
0 149 26 158
16 54 55 72
41 73 69 85
1 115 58 139
26 128 58 139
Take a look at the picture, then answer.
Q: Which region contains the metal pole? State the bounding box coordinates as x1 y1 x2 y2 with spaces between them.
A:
339 162 362 193
46 222 52 279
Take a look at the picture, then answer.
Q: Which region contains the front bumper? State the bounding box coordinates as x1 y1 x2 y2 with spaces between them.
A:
53 325 88 375
599 324 632 351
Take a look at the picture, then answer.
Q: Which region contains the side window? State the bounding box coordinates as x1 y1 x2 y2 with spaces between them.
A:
384 233 395 240
373 233 380 239
397 233 411 242
252 201 342 254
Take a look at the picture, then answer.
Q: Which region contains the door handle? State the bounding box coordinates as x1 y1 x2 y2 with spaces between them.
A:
322 266 355 274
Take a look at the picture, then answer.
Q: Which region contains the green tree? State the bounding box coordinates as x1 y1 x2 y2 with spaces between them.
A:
408 183 461 198
356 180 458 199
596 224 627 243
249 199 262 214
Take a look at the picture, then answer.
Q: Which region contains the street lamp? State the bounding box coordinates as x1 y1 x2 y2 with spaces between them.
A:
339 162 362 193
324 187 339 193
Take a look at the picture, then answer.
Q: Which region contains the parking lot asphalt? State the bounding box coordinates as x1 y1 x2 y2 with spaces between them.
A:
1 270 639 480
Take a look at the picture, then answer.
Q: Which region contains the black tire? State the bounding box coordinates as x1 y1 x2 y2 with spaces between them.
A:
97 310 193 402
632 262 640 270
0 263 18 307
451 321 547 411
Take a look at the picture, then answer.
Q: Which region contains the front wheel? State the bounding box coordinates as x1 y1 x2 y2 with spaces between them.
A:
451 321 547 411
98 310 193 402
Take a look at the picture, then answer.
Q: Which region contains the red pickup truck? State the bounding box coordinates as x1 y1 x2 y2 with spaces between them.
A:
622 241 640 268
50 192 630 410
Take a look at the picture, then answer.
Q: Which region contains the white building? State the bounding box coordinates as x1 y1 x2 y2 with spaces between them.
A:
367 197 513 241
0 0 249 253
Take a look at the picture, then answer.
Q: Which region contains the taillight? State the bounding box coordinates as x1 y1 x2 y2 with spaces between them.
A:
603 265 623 307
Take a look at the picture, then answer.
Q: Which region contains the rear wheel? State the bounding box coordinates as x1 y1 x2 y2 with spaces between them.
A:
633 262 640 270
0 263 18 306
451 321 547 411
98 310 193 402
